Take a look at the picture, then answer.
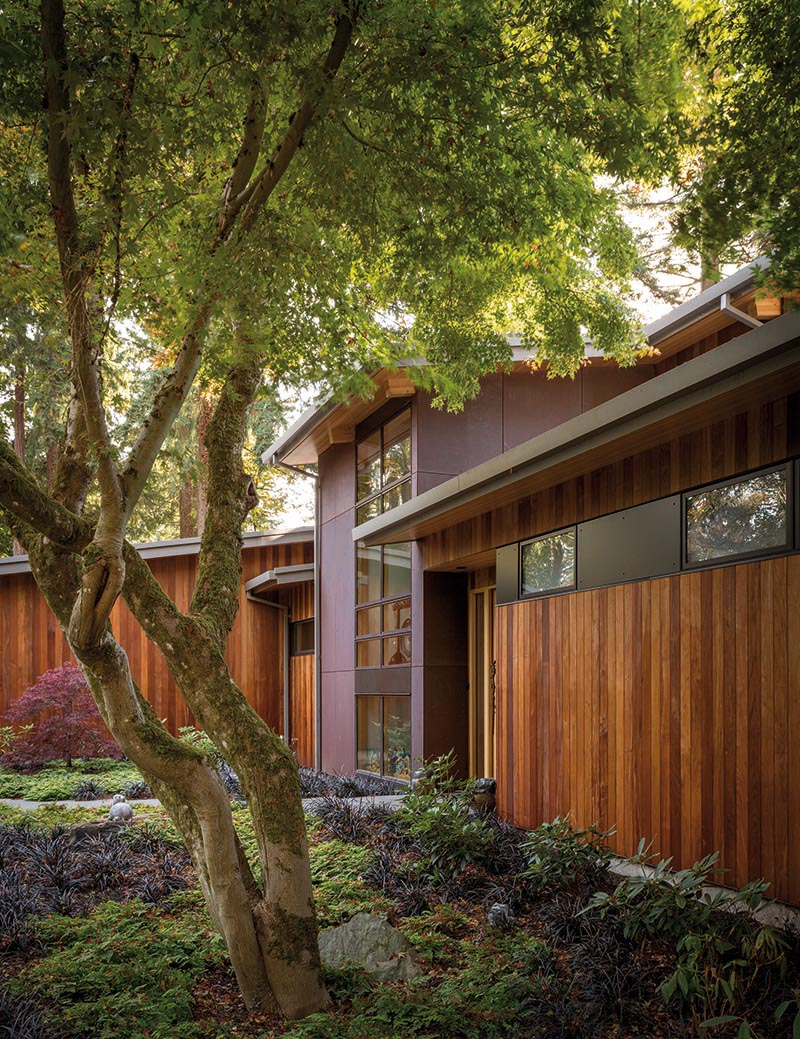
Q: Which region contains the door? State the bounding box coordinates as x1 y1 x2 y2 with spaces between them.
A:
468 586 496 778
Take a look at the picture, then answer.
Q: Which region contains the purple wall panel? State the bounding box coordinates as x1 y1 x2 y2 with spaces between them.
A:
502 368 582 450
580 366 653 410
415 374 504 483
320 671 356 773
319 443 355 525
320 511 355 672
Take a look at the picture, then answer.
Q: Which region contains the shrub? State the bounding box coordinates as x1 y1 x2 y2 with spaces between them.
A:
399 754 496 882
13 900 227 1039
1 664 122 770
587 849 789 1026
520 814 614 895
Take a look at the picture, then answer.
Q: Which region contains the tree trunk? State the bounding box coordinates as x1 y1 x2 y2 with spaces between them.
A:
12 365 25 556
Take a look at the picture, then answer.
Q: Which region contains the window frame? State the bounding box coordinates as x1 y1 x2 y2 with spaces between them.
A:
354 693 412 783
289 618 314 657
518 524 578 600
355 541 412 668
681 462 793 570
355 405 411 523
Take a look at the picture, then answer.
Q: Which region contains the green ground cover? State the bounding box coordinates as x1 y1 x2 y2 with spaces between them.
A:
0 758 147 800
0 770 798 1039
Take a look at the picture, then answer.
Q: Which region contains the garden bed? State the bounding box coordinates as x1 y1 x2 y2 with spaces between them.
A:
0 770 798 1039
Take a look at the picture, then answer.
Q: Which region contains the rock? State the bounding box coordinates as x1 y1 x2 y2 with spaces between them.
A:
487 902 515 930
318 912 422 981
472 777 496 812
108 794 133 822
68 820 122 843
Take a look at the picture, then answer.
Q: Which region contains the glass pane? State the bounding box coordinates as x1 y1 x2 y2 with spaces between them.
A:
383 597 411 632
383 696 411 780
356 544 382 604
521 530 576 596
356 431 381 502
357 697 382 774
384 542 411 598
356 637 381 668
686 469 788 564
356 497 381 525
382 479 411 513
356 605 381 637
382 410 411 487
383 633 411 666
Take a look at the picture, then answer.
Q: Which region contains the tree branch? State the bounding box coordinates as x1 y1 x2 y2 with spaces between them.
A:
190 338 265 644
216 71 267 238
229 10 356 237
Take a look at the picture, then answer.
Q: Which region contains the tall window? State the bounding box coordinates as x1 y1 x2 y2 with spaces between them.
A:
357 695 411 780
355 542 411 666
356 408 411 525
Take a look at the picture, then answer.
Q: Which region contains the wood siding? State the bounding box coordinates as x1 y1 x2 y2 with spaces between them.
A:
0 540 313 737
423 395 798 570
495 555 800 903
288 581 315 766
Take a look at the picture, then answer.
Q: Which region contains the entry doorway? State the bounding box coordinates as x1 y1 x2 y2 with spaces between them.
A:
468 585 496 778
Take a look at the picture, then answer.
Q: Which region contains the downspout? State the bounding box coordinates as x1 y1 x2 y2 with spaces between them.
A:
245 593 290 746
270 456 321 771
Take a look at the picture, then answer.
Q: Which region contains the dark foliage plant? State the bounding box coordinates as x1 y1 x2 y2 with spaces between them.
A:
0 821 192 953
1 664 122 770
0 987 62 1039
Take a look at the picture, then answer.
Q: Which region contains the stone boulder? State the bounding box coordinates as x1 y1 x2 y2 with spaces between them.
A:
318 912 422 981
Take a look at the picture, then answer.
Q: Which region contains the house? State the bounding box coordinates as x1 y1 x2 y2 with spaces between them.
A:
0 528 315 761
264 259 800 903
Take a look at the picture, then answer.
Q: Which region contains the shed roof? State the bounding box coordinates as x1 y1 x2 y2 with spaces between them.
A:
352 311 800 547
0 527 314 577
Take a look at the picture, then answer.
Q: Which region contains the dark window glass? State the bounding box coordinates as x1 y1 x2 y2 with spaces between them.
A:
383 696 411 780
384 542 411 598
356 695 411 780
383 597 411 632
521 529 576 596
356 638 382 668
356 605 381 637
356 407 411 518
356 496 381 526
383 634 411 666
356 431 381 501
685 468 789 564
356 697 382 774
289 619 314 656
356 545 382 605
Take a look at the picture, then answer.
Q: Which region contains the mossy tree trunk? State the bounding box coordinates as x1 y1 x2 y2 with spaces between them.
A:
0 0 359 1017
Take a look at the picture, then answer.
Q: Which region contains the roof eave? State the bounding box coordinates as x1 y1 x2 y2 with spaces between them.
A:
354 310 800 547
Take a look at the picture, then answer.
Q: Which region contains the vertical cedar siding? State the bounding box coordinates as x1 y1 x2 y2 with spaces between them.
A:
288 581 315 766
0 540 313 738
424 392 800 903
495 557 799 903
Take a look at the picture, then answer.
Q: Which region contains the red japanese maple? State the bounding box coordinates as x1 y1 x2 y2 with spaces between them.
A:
2 662 122 769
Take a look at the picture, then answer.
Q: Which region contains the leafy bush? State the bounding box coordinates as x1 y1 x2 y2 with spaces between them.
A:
521 814 614 894
70 778 107 801
1 664 122 770
587 849 789 1026
287 932 555 1039
309 839 390 926
399 754 496 882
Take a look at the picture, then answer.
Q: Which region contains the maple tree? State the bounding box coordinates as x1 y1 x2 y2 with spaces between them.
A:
1 662 122 770
0 0 690 1018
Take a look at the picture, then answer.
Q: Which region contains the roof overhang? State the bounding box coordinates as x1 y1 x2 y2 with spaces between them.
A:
245 563 315 602
263 260 778 469
0 527 314 577
353 311 800 547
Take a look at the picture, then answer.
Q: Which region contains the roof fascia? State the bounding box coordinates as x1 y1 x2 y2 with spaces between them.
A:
353 311 800 546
